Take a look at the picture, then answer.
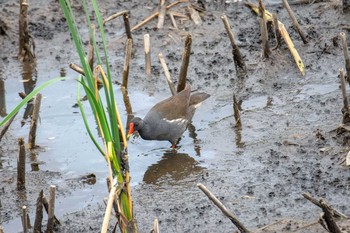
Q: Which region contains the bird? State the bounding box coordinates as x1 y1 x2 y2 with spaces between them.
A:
127 84 210 149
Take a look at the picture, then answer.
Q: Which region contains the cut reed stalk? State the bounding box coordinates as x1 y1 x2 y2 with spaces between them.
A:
122 38 133 89
259 0 270 58
233 95 242 129
144 34 151 76
33 190 43 233
221 15 247 78
158 52 177 95
21 205 28 233
28 93 42 149
17 138 26 190
18 0 35 61
157 0 167 29
0 112 18 142
123 12 132 40
46 185 56 233
340 32 350 84
282 0 308 44
272 13 282 49
177 34 192 93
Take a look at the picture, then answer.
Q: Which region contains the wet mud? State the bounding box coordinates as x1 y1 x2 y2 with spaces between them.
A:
1 0 350 232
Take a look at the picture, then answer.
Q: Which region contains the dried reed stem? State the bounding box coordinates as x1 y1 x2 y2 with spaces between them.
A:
221 15 246 78
157 0 167 29
101 178 118 233
17 138 26 190
158 52 177 96
177 34 192 93
153 218 159 233
144 34 151 76
18 0 35 61
33 190 43 233
28 93 42 149
131 0 188 32
46 185 56 233
272 13 282 49
123 13 132 40
103 10 128 25
340 32 350 84
169 13 178 29
122 39 133 89
197 183 251 233
0 112 18 142
282 0 308 44
259 0 270 58
21 205 28 233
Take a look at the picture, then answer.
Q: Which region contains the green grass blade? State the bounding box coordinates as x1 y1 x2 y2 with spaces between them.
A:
0 77 65 127
77 78 105 156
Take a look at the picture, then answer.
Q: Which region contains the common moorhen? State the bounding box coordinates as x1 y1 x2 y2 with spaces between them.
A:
127 84 210 149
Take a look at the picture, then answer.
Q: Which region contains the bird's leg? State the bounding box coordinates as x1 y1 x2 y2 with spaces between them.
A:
171 144 177 153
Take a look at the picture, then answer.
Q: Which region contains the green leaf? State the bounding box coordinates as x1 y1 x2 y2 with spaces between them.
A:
0 77 65 127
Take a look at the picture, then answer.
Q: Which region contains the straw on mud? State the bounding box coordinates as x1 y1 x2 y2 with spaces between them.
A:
46 185 56 233
233 95 242 129
245 2 305 75
17 138 26 190
18 0 35 62
302 193 348 219
21 205 28 233
340 32 350 84
282 0 308 44
272 13 282 49
0 78 6 117
0 112 18 142
34 190 43 233
28 93 42 149
177 34 192 93
157 0 167 29
123 12 132 40
169 13 178 29
221 15 247 78
88 24 95 72
122 38 133 89
188 3 202 25
144 34 151 76
259 0 270 58
42 194 60 226
103 10 128 25
153 218 159 233
158 52 177 96
131 0 188 32
197 183 251 233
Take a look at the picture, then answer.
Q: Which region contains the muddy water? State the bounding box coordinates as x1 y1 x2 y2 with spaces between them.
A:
1 0 350 232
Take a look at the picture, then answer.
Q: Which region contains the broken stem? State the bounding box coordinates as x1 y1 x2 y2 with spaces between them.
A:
197 183 251 233
158 52 177 96
177 34 192 93
282 0 308 44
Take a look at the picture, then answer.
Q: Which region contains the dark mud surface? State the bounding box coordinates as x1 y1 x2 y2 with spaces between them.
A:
1 0 350 232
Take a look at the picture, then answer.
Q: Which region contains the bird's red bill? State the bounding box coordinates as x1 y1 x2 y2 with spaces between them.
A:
127 122 134 139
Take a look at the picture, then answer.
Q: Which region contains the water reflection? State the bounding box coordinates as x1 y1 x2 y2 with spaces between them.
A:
143 152 204 185
21 61 37 126
187 123 201 156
